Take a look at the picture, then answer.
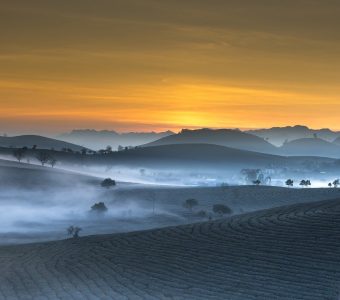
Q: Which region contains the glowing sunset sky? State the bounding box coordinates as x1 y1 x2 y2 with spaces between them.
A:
1 0 340 134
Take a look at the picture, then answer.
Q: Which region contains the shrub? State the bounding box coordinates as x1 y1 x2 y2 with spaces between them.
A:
67 226 82 238
91 202 108 213
101 178 116 188
213 204 232 217
196 210 207 218
183 198 198 211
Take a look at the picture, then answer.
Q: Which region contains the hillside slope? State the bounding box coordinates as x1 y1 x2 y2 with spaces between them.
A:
0 198 339 299
248 125 340 146
143 128 278 154
279 138 340 158
58 129 174 150
0 135 86 151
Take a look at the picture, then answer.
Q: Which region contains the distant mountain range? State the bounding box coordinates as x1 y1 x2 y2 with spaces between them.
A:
0 135 86 151
248 125 340 146
2 125 340 159
143 128 278 154
58 129 174 150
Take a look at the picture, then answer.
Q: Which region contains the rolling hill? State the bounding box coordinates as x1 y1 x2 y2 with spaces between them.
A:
0 135 86 151
279 138 340 158
143 128 278 154
248 125 340 146
58 129 174 150
0 198 339 299
0 159 99 188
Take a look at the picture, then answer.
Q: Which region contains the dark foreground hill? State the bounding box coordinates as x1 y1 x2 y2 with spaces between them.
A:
143 128 278 154
0 135 86 151
0 198 339 299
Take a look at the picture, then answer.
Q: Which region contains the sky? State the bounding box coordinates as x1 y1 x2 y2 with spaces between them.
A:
1 0 340 135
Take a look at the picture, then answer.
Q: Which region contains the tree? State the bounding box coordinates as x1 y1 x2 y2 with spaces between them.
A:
118 145 124 151
333 179 339 188
285 179 294 187
213 204 232 217
90 202 108 213
81 148 87 155
13 148 26 163
196 210 208 218
241 169 263 184
36 151 50 166
67 226 82 238
101 178 116 188
328 183 333 187
253 180 261 186
106 145 113 153
49 158 57 168
183 198 198 212
300 180 311 187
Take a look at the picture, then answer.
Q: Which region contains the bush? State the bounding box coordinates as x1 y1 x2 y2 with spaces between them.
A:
91 202 108 213
183 198 198 211
101 178 116 188
213 204 232 217
67 226 82 238
196 210 207 218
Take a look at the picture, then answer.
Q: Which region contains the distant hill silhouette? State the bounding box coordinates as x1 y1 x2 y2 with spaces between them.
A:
333 136 340 146
0 135 86 151
89 144 335 172
248 125 340 146
58 129 174 150
279 138 340 158
143 128 278 154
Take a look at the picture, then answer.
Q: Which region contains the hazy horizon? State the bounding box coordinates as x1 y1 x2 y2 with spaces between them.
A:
1 1 340 133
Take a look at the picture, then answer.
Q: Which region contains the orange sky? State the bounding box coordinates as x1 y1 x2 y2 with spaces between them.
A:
1 1 340 134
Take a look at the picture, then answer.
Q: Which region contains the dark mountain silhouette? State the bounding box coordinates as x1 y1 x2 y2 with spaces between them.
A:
248 125 340 146
279 138 340 158
0 135 86 151
143 128 278 154
58 129 174 150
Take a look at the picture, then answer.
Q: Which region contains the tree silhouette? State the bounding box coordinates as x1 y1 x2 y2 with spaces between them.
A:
36 151 50 166
333 179 339 188
67 226 82 238
183 198 198 212
300 180 311 187
91 202 108 213
101 178 116 188
213 204 232 217
285 179 294 187
13 148 26 163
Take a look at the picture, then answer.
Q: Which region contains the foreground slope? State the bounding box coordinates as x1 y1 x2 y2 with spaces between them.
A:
0 198 340 299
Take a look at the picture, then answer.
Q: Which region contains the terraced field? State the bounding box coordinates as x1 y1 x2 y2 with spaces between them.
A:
0 198 339 299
